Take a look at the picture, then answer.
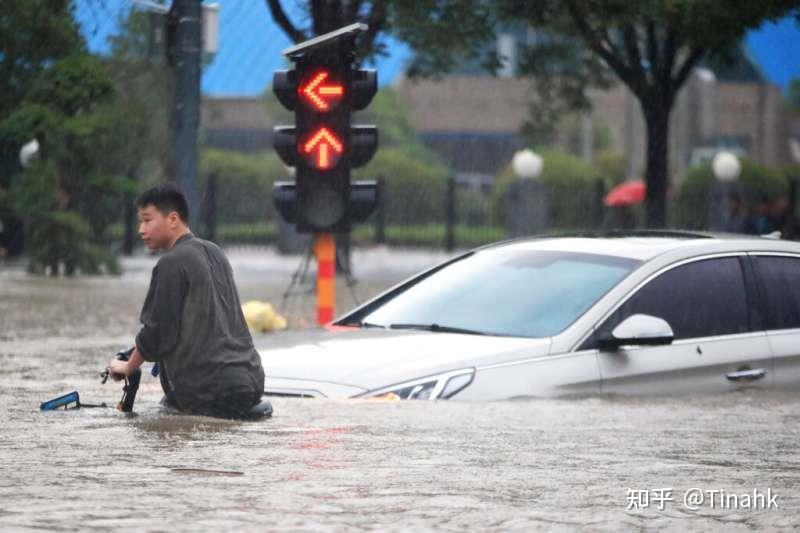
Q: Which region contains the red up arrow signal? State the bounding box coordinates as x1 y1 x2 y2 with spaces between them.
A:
301 127 344 169
300 70 344 112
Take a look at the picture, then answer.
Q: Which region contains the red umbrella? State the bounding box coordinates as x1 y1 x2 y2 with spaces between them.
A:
604 180 646 207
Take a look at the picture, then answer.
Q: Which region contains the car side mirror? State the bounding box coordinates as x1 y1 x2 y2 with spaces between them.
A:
597 314 674 352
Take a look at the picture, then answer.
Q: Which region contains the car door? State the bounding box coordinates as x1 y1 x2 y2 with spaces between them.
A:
581 255 773 395
751 253 800 391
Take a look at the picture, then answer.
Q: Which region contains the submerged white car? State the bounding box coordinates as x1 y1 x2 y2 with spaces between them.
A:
258 232 800 400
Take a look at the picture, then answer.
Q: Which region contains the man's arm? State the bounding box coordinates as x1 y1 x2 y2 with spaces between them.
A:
107 345 145 379
134 257 187 363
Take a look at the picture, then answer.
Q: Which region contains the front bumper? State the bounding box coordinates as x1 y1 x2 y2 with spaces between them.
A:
264 376 368 399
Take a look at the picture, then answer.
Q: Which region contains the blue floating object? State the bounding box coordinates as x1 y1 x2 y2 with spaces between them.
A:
40 391 80 411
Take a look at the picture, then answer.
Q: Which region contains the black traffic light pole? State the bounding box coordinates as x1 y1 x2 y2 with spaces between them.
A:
168 0 202 230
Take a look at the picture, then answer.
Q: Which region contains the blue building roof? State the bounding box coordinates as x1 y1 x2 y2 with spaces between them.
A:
75 0 409 96
75 1 797 97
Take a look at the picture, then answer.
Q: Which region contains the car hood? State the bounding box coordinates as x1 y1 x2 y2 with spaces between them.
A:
256 328 551 394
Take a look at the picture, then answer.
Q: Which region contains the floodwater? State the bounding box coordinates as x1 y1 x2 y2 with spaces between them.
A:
2 251 800 531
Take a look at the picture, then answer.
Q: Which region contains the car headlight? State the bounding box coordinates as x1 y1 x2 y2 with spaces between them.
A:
359 368 475 400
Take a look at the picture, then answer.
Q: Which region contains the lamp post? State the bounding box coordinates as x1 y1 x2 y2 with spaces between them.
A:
710 151 742 232
508 149 546 236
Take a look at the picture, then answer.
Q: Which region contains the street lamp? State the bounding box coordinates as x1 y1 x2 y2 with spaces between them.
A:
19 139 39 168
712 151 741 182
512 149 543 180
508 149 546 236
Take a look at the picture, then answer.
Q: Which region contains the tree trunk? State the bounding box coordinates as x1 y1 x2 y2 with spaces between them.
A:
642 103 671 228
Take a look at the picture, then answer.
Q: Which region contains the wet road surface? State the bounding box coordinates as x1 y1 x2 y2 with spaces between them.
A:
1 252 799 531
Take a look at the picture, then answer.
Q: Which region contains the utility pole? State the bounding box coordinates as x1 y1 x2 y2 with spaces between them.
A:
168 0 202 230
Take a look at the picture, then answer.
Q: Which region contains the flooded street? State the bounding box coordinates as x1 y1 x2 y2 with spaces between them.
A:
2 250 800 531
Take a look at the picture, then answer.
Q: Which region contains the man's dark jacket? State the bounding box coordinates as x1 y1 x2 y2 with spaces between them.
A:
135 233 265 413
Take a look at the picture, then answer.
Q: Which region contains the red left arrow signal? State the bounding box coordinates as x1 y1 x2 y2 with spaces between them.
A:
301 127 344 169
299 70 344 112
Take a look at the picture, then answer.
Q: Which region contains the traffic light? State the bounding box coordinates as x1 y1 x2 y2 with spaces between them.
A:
272 23 378 233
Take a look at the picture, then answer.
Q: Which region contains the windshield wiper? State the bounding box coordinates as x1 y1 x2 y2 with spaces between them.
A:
389 323 489 336
339 320 387 329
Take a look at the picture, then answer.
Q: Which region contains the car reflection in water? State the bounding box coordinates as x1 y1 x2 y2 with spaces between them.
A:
258 232 800 400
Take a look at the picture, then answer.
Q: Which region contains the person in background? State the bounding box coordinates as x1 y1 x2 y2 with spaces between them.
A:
768 195 800 240
744 195 774 235
720 192 748 233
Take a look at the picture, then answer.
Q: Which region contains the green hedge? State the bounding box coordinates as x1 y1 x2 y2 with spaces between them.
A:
671 159 790 229
198 149 286 225
353 223 507 248
492 149 604 230
353 147 449 225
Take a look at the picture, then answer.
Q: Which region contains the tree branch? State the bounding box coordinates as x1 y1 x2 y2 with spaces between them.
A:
621 23 646 81
564 0 642 95
345 0 363 23
661 27 677 87
672 46 705 92
357 1 388 59
645 20 658 80
266 0 306 43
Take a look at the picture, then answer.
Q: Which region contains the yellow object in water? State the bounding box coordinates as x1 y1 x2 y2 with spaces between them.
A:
242 300 287 333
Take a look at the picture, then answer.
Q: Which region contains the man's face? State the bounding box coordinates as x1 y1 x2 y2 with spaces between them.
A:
138 205 178 250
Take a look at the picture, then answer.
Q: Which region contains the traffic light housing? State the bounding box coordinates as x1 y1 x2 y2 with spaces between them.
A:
272 24 378 233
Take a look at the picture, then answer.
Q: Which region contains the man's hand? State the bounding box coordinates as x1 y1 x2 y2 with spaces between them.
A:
106 358 130 381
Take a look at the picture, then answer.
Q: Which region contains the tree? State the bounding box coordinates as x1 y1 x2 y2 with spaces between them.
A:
0 0 84 255
789 78 800 111
265 0 499 72
502 1 800 227
0 0 83 121
0 53 137 275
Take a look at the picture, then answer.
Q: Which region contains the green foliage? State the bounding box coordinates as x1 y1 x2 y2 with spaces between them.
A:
360 89 428 151
0 104 60 144
671 159 789 228
26 54 115 115
267 1 499 74
0 0 83 119
594 149 627 188
352 223 506 248
492 149 603 229
106 9 172 183
500 1 800 226
10 162 118 275
199 149 286 224
354 147 450 225
0 51 135 274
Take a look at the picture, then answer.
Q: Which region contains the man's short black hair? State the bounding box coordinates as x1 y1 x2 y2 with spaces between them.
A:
135 184 189 223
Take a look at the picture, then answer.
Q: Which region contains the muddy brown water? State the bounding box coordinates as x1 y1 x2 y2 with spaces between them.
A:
1 260 799 531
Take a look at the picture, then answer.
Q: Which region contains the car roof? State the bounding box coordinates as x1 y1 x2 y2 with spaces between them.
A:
480 230 800 262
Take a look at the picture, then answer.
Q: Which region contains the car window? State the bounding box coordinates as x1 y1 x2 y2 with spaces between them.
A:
588 257 751 345
359 249 641 338
753 255 800 330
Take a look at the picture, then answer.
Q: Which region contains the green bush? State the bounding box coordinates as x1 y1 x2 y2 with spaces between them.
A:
492 149 603 230
671 159 789 229
215 222 278 245
25 210 119 275
354 147 449 225
198 149 286 225
352 223 506 248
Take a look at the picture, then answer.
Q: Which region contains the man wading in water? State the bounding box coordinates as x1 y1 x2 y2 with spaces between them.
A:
106 185 266 419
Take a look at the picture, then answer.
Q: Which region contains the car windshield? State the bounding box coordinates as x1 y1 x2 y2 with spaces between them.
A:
360 248 641 338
